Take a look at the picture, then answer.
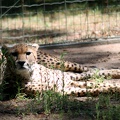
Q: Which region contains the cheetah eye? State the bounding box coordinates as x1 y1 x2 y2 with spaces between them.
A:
26 52 31 55
11 52 18 57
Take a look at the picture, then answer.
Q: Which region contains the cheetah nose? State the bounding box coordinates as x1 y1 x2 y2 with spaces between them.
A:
17 61 25 67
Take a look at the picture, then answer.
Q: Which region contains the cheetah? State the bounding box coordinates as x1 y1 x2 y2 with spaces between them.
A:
0 43 120 100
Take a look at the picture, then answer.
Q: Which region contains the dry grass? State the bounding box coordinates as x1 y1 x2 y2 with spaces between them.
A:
0 10 120 44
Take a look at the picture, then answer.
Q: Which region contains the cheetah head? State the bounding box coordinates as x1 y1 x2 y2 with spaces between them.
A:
2 43 39 77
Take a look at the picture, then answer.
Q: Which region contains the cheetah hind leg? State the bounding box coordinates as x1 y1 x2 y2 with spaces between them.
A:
64 80 120 97
69 69 120 81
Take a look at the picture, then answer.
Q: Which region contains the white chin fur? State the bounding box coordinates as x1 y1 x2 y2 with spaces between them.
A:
16 69 31 79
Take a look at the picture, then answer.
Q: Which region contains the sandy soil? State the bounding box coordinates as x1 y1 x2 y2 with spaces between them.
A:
0 43 120 120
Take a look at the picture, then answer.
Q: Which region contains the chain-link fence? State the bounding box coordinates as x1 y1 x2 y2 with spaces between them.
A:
0 0 120 45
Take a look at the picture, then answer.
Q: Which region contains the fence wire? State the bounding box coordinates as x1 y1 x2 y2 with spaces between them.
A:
0 0 120 45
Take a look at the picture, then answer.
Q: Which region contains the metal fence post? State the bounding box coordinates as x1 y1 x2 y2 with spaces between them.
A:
0 0 2 44
21 0 25 41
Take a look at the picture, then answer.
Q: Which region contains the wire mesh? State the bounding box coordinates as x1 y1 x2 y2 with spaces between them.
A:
0 0 120 45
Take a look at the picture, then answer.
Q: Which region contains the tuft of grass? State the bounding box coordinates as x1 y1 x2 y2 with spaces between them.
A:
95 94 120 120
91 69 105 83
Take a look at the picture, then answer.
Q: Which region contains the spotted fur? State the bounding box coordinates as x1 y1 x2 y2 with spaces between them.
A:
37 50 90 73
0 43 120 100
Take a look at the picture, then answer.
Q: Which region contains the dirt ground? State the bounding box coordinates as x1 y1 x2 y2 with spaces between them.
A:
0 43 120 120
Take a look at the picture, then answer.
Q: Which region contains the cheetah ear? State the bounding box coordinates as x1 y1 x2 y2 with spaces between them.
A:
31 44 39 51
1 45 10 57
1 44 16 55
2 45 9 52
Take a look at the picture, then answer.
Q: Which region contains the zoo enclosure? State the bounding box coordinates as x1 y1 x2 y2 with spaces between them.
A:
0 0 120 45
